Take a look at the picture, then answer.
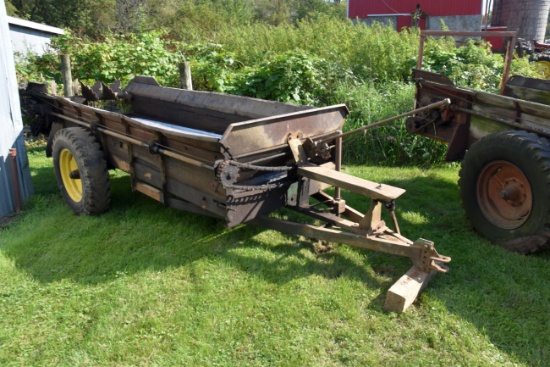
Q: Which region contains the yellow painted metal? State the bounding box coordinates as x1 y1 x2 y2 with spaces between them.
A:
537 60 550 79
59 148 82 202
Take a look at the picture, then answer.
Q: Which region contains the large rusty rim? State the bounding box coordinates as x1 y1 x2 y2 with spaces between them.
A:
477 161 532 230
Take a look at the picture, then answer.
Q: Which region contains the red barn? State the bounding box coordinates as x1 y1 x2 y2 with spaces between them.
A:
347 0 484 32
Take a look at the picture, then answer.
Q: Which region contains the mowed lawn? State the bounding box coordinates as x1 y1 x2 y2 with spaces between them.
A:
1 146 549 366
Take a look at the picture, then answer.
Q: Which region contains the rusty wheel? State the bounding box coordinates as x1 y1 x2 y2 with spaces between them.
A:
459 131 550 253
477 161 532 230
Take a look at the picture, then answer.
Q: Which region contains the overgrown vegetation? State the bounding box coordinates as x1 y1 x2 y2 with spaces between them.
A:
15 12 541 166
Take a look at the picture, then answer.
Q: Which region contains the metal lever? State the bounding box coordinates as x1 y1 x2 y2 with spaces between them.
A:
317 98 451 144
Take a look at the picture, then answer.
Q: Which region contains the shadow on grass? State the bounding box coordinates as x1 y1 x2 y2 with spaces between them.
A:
3 167 396 300
354 174 550 366
4 160 549 365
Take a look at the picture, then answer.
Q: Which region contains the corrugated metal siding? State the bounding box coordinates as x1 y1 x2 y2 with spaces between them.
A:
1 0 34 218
349 0 483 18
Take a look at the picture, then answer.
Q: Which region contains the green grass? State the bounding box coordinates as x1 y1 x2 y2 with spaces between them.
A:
1 146 549 366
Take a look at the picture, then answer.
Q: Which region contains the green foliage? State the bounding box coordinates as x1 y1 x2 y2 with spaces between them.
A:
50 31 182 86
294 0 346 21
185 43 240 92
213 17 420 83
230 51 355 105
328 81 447 166
510 55 544 79
7 0 115 37
4 0 20 17
423 39 501 92
8 0 345 39
422 38 541 92
15 53 60 84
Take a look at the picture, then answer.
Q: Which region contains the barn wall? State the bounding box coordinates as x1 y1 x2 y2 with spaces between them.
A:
0 1 34 218
360 15 482 32
349 0 483 32
349 0 483 18
428 15 483 31
360 16 397 28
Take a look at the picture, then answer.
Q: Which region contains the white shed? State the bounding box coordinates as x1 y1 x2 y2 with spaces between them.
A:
1 0 34 218
8 15 64 58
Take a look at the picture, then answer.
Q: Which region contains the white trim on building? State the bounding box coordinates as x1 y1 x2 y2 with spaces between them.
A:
7 16 65 35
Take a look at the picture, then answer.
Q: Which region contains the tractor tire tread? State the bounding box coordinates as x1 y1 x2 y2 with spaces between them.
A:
52 127 111 215
458 130 550 253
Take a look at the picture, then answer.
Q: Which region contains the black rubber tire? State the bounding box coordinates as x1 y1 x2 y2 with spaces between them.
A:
458 130 550 253
52 127 111 215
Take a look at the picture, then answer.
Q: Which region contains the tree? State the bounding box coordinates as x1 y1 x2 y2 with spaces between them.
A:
5 0 116 37
492 0 550 41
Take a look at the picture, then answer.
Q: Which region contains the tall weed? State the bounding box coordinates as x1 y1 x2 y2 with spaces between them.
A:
213 16 419 83
329 81 447 166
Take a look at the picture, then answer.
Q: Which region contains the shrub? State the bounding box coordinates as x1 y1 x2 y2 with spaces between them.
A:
229 51 355 106
49 31 182 86
328 81 447 166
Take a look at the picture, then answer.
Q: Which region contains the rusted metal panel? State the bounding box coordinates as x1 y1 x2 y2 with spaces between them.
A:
125 76 310 118
411 65 550 161
220 105 348 157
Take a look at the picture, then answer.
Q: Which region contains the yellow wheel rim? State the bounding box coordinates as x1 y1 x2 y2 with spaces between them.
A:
59 148 82 202
537 60 550 79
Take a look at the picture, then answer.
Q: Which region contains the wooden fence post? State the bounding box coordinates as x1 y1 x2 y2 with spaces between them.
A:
60 54 74 97
179 62 193 90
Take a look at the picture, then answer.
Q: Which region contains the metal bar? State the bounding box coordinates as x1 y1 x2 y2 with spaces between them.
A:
238 152 288 165
317 99 451 144
50 112 215 170
252 216 422 259
291 206 369 236
334 133 342 207
501 34 517 95
449 105 550 139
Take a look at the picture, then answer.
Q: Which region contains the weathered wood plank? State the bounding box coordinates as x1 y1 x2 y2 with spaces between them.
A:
384 266 436 313
297 165 405 201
